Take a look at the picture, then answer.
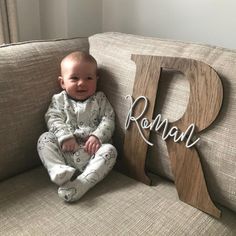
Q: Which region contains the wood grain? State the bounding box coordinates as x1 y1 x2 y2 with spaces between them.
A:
123 55 161 185
123 55 223 218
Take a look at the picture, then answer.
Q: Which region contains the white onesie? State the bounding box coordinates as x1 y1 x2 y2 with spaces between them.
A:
37 91 117 202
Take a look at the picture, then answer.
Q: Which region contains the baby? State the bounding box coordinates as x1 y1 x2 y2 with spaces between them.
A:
37 51 117 202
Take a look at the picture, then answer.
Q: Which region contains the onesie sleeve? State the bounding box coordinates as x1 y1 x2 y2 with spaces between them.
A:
45 94 74 146
91 92 115 144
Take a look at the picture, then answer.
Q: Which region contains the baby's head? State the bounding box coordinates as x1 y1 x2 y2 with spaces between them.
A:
59 51 98 101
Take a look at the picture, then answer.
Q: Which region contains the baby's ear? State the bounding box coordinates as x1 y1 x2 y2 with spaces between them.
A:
58 76 65 89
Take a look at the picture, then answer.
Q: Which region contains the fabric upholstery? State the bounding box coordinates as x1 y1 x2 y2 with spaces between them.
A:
89 32 236 212
0 38 89 181
0 167 235 235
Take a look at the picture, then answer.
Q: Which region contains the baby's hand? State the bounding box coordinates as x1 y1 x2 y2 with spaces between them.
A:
84 135 101 155
61 137 79 152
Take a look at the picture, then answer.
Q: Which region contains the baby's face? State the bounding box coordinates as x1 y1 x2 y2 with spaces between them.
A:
60 59 97 101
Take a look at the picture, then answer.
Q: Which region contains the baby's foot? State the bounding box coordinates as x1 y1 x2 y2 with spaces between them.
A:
50 165 76 185
58 187 77 202
58 178 88 202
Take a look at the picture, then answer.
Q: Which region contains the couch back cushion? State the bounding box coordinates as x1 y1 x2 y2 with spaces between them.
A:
89 32 236 212
0 38 89 181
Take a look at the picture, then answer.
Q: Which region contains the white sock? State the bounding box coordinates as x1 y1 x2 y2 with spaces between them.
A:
58 176 90 202
49 165 76 186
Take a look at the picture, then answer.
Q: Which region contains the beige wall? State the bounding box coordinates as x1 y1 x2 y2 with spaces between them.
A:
39 0 68 39
67 0 102 38
16 0 41 41
16 0 236 49
16 0 102 41
102 0 236 49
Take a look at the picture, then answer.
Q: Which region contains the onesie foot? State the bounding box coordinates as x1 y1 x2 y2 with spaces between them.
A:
58 187 77 202
57 178 88 202
50 165 76 186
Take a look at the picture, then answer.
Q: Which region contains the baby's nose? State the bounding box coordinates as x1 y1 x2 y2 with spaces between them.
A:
77 79 85 86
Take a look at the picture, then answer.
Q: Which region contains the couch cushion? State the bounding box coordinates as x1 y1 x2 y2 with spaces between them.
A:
0 167 235 235
0 38 89 181
89 32 236 212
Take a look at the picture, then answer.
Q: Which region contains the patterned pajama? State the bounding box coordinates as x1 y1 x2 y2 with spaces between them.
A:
37 91 117 202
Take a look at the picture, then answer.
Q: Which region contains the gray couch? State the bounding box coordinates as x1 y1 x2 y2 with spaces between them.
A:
0 32 235 235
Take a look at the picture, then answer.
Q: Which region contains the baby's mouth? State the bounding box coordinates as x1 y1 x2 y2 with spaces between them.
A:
77 90 87 93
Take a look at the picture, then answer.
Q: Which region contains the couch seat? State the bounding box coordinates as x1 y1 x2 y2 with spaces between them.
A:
0 167 235 235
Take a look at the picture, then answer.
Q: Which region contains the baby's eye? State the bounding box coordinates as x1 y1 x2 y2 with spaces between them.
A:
87 77 93 80
70 77 78 81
